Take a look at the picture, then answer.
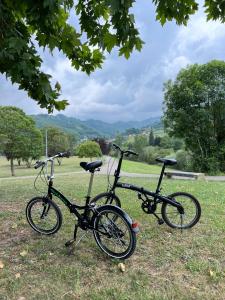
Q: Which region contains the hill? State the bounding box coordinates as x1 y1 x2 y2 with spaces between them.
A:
31 114 162 139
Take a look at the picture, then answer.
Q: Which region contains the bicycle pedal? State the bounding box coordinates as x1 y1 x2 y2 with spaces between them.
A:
158 219 164 225
65 239 75 247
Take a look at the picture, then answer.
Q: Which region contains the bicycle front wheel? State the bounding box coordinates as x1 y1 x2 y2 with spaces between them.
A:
93 205 136 259
91 192 121 207
26 197 62 235
161 192 201 229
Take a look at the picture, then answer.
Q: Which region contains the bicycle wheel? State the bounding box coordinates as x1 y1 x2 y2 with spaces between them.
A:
93 205 136 259
161 192 201 229
26 197 62 235
91 192 121 207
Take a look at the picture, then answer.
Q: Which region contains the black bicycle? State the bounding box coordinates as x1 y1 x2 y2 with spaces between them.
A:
26 152 138 259
91 144 201 229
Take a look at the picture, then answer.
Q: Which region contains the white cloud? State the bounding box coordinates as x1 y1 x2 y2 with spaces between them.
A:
162 9 225 80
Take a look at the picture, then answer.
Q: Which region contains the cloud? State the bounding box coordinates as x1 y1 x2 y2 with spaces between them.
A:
162 6 225 80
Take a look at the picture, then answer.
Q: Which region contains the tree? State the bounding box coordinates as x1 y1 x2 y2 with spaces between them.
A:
160 135 172 149
149 128 155 146
1 1 225 111
20 127 43 168
76 141 102 160
42 127 70 158
114 134 123 147
0 106 43 175
133 134 148 157
163 60 225 173
154 136 161 146
125 128 140 135
93 138 111 155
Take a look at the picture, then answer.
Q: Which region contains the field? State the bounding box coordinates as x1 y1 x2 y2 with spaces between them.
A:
0 156 99 178
0 169 225 299
121 159 175 174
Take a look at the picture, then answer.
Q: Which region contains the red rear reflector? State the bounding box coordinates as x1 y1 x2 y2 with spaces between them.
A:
132 222 138 228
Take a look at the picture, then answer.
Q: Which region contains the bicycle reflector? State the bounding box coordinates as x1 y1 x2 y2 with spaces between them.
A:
132 221 139 233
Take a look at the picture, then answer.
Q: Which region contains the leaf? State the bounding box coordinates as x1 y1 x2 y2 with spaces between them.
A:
15 273 21 279
209 269 214 277
0 260 4 269
20 250 28 257
55 81 61 92
118 262 125 272
11 223 18 229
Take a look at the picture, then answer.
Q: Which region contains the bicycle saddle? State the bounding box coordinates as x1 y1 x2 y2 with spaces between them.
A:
80 160 102 172
155 158 177 165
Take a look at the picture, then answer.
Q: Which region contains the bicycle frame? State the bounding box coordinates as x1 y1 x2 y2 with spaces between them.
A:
109 153 183 211
47 172 95 222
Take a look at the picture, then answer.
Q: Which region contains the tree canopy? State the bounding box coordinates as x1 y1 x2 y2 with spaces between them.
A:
0 106 43 175
163 60 225 173
1 0 225 112
42 127 71 157
76 140 102 159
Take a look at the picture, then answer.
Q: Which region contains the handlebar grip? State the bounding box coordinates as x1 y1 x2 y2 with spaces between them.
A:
34 161 44 169
128 150 138 156
58 151 70 158
125 150 138 156
112 143 120 150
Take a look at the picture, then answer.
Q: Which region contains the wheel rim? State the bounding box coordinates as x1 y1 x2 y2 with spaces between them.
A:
95 210 132 257
94 195 118 206
29 200 59 233
164 195 198 228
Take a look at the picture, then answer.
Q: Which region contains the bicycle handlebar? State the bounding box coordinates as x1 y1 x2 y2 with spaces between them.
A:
112 143 121 151
34 161 45 169
58 151 70 158
34 151 70 169
112 143 138 156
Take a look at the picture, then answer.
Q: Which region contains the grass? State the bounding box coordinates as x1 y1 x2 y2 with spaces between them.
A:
0 156 103 178
121 159 176 174
1 172 225 299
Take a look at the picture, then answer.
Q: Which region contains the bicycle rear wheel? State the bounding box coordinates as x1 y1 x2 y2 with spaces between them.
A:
161 192 201 229
93 205 136 259
26 197 62 235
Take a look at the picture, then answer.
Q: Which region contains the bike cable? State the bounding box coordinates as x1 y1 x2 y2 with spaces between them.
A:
107 155 117 191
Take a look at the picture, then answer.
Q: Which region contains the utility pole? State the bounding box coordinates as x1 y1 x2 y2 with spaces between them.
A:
45 129 48 158
45 129 48 174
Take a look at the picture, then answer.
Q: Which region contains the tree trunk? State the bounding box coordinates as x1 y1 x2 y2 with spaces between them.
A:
26 160 31 168
10 158 15 176
17 159 21 166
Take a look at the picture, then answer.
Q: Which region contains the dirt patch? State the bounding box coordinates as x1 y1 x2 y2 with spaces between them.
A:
0 228 31 248
0 202 22 212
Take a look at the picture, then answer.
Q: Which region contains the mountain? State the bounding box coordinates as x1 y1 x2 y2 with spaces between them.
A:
31 114 162 139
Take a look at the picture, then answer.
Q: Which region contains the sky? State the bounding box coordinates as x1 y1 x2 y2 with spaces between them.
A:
1 0 225 122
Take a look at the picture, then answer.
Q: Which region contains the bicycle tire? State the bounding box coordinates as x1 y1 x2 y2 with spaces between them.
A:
161 192 201 229
26 196 62 235
91 192 121 207
93 205 136 259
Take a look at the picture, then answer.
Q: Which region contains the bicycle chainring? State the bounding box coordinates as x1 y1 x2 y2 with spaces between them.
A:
141 200 157 214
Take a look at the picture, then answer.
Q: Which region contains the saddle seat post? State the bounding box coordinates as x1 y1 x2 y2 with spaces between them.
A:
86 171 95 205
156 163 166 194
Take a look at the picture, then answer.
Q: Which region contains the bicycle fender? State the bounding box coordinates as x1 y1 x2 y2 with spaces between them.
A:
94 204 139 233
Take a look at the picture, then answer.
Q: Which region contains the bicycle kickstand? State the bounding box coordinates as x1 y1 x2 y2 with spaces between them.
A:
65 223 79 247
152 212 164 225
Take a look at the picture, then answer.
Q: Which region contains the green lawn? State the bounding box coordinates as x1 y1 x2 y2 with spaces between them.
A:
121 159 176 174
0 156 103 178
0 173 225 299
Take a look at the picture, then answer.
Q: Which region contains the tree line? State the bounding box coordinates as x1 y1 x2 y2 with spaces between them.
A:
112 60 225 174
0 106 77 176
